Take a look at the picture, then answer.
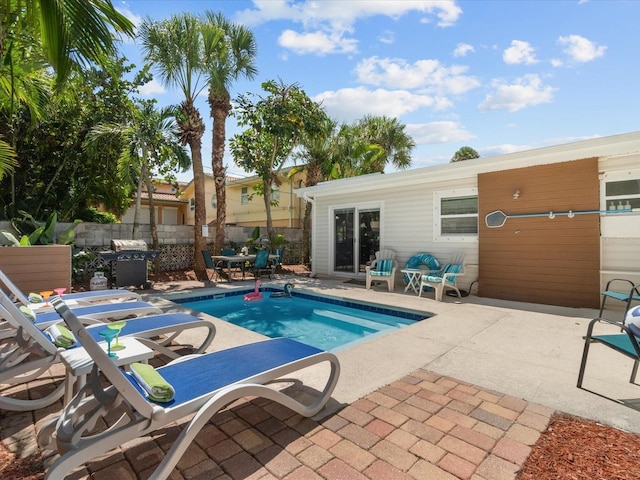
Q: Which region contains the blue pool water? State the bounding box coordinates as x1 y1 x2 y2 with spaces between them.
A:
176 289 428 352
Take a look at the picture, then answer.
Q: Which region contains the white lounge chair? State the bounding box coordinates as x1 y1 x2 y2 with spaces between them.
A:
0 268 141 306
0 288 162 340
0 293 215 412
41 296 340 480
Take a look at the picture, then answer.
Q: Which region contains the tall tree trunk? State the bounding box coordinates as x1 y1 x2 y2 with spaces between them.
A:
210 96 230 255
144 169 161 273
191 141 207 280
180 100 207 281
132 165 144 239
263 177 275 240
302 201 312 266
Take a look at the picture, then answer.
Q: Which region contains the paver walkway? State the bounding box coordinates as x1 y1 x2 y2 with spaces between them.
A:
1 366 552 479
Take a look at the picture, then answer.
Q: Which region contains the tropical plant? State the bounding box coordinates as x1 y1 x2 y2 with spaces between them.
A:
139 13 209 280
451 146 480 162
231 79 329 240
202 11 257 256
85 99 190 256
337 115 414 176
2 211 80 245
0 58 147 220
0 0 134 183
293 114 414 264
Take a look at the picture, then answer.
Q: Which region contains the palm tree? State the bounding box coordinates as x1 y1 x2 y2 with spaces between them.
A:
350 115 414 173
202 11 257 255
139 14 209 280
294 118 341 264
84 101 190 247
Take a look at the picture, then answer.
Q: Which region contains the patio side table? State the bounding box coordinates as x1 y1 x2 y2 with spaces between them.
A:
401 269 423 294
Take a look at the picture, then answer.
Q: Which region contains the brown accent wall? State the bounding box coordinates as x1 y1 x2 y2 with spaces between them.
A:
478 158 600 308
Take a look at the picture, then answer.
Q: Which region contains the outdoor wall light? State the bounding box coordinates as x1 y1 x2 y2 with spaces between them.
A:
513 189 520 199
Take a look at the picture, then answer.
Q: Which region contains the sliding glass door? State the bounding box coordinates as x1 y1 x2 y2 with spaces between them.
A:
333 207 380 274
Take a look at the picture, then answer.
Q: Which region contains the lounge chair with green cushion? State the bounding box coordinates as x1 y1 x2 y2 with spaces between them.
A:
365 249 398 292
0 292 215 412
0 269 141 306
40 297 340 480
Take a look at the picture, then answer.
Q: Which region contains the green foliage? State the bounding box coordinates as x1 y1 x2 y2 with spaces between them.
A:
4 211 80 246
75 207 119 224
230 79 329 237
72 249 97 283
451 146 480 162
0 57 149 220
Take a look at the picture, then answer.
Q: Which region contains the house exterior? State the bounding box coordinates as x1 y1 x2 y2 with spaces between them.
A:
181 168 306 228
296 131 640 308
121 181 189 225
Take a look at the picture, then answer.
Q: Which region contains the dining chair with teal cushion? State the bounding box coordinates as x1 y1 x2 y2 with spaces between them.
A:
201 251 221 282
251 249 273 279
599 278 640 323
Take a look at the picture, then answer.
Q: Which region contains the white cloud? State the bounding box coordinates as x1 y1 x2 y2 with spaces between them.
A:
138 79 166 96
550 58 563 68
379 30 395 45
478 74 555 112
114 5 142 43
558 34 606 62
503 40 538 65
278 29 357 55
453 43 474 58
405 121 475 145
237 1 462 56
355 56 480 95
313 87 450 123
237 0 462 27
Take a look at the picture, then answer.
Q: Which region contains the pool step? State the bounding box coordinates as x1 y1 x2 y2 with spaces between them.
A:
312 309 395 333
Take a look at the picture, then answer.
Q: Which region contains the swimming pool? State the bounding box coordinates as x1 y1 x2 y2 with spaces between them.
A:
175 288 429 352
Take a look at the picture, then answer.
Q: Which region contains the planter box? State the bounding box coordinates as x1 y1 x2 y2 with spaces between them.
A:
0 245 71 294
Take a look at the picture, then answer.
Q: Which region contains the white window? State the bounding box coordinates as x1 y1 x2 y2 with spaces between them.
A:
189 198 195 211
211 194 217 210
272 184 280 202
603 171 640 211
241 187 248 205
601 169 640 238
433 188 478 242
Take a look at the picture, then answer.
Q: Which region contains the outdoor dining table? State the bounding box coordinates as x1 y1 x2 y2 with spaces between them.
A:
212 254 255 281
211 253 278 282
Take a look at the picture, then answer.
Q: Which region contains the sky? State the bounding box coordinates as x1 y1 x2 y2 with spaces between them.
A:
115 0 640 181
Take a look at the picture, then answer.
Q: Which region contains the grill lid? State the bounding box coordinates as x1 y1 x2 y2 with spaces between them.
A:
111 239 147 251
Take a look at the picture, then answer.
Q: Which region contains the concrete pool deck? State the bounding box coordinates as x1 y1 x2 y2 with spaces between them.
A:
152 275 640 436
2 273 639 479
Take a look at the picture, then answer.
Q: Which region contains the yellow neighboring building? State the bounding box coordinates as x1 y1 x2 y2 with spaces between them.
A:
181 167 306 228
121 180 189 225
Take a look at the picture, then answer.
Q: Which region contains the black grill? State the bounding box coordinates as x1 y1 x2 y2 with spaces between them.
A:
99 240 159 289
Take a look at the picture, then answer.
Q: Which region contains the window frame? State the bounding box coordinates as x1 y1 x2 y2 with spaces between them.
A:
602 169 640 212
433 188 478 243
189 198 195 211
241 187 248 205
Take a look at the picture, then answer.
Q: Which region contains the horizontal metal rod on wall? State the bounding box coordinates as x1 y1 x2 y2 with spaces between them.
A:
485 208 634 228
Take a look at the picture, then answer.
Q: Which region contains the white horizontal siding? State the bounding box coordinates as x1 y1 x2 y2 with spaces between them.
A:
312 177 479 288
